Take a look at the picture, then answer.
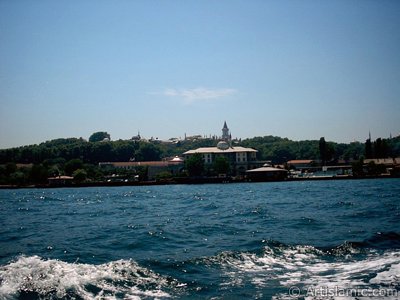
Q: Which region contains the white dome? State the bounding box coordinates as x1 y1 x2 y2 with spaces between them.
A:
217 141 229 150
170 156 184 162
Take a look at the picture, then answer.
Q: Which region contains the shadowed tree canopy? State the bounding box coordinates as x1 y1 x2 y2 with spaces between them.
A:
65 159 84 176
319 137 327 165
89 132 111 143
185 153 204 177
135 143 161 161
213 156 230 175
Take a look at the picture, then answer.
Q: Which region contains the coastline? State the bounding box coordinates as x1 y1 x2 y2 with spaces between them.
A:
0 174 398 189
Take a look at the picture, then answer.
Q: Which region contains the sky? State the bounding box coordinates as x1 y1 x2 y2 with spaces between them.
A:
0 0 399 148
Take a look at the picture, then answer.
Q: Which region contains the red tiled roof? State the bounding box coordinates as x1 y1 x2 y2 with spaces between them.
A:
287 160 314 164
100 161 183 168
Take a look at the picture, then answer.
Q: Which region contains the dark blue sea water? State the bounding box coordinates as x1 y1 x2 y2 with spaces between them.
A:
1 178 399 299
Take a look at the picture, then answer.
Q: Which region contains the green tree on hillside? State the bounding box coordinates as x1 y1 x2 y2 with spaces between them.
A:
185 153 204 177
365 138 373 159
89 132 110 143
374 138 389 158
30 164 48 183
319 137 327 165
73 169 87 182
135 143 161 161
65 159 84 175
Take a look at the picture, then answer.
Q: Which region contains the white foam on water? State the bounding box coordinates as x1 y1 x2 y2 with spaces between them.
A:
218 245 400 299
0 255 174 299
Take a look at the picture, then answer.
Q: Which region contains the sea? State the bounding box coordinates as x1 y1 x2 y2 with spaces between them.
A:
0 178 399 300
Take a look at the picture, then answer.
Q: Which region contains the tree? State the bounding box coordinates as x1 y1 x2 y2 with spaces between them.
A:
136 143 161 161
365 138 373 159
156 171 173 181
5 162 17 175
30 164 49 183
65 159 84 175
213 156 230 175
90 142 113 162
113 141 137 161
10 171 26 186
374 138 389 158
89 132 110 143
319 137 327 165
352 159 364 177
73 169 87 182
185 153 204 177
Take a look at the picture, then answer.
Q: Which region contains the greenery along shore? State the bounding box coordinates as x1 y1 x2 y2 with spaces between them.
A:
0 132 399 186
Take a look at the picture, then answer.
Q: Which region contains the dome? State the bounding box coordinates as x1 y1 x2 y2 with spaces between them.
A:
170 156 184 162
217 141 230 150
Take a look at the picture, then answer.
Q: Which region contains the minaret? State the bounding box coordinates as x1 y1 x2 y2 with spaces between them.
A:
222 121 230 142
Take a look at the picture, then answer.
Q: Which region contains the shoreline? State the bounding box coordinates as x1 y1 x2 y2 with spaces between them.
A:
0 174 398 189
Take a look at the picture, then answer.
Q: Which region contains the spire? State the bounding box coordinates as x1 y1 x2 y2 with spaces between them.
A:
221 121 230 142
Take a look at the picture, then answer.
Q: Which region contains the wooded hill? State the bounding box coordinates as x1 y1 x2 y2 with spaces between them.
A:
0 133 399 185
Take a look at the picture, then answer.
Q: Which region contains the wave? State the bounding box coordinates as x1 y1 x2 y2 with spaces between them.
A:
354 232 400 250
0 256 180 300
1 233 400 299
197 237 400 299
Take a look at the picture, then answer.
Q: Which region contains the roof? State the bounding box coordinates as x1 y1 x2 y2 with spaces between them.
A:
99 161 183 168
246 167 288 173
100 162 168 167
287 160 314 164
364 158 400 165
183 146 257 155
48 176 74 180
170 156 184 162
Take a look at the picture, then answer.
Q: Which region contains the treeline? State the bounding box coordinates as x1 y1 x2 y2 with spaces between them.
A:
240 136 397 164
0 132 399 185
243 135 400 163
0 136 218 185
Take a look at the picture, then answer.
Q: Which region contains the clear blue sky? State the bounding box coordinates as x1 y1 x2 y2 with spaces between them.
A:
1 0 399 148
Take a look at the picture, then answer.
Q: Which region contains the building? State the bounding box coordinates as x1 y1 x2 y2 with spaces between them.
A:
99 157 184 180
287 160 315 170
183 123 263 175
183 143 262 175
364 157 400 176
48 175 74 186
246 164 288 181
131 132 141 141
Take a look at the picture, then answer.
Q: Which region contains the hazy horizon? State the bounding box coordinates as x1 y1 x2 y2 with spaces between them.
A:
1 1 399 149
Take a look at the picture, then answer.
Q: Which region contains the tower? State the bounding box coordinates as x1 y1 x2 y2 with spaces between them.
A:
222 121 230 142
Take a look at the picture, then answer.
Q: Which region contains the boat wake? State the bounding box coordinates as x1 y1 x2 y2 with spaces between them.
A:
201 237 400 299
1 233 400 299
0 255 178 299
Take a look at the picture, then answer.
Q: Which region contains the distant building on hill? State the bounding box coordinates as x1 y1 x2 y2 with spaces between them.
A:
131 132 141 141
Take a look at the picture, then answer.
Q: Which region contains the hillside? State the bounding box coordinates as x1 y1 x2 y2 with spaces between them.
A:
1 134 399 186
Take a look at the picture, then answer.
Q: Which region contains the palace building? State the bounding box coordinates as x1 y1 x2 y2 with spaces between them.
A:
183 122 264 175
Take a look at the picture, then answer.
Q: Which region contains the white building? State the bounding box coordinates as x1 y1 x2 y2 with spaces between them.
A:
183 141 262 175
